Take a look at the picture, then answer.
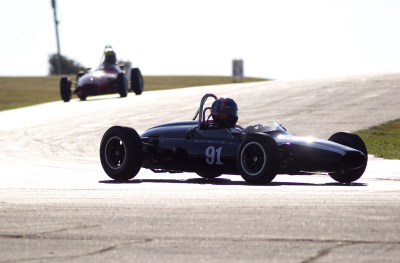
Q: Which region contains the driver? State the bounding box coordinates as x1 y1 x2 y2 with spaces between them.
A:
104 50 117 65
102 49 121 71
210 97 239 128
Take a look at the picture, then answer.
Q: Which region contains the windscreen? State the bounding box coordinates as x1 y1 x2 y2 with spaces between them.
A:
242 121 286 134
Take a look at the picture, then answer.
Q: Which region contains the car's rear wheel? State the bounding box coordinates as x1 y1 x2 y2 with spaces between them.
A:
100 126 143 181
196 172 222 179
117 72 128 97
328 132 368 183
237 133 280 184
131 68 143 95
60 77 71 102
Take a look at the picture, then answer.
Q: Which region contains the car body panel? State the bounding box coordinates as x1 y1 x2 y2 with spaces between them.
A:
75 66 121 97
142 121 197 138
140 120 366 176
141 121 238 174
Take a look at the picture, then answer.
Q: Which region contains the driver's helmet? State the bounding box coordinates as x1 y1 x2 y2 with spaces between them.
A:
104 50 117 64
211 97 238 128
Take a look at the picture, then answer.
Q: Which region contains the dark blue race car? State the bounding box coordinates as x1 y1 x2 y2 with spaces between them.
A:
100 93 367 184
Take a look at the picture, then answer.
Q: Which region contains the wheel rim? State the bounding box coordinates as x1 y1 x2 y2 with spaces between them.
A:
241 142 266 176
105 136 127 170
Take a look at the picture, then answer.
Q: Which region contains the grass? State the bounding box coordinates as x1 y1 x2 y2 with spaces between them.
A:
0 75 74 111
0 75 268 112
356 119 400 159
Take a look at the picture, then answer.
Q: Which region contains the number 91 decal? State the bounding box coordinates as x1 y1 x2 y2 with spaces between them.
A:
205 146 223 165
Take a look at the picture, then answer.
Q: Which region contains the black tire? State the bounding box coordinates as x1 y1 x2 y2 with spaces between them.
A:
196 172 222 179
237 133 280 184
100 126 143 181
328 132 368 183
60 77 72 102
117 72 128 97
131 68 144 95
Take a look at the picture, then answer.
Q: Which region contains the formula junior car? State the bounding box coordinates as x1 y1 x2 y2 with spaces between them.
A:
100 93 368 184
60 45 143 102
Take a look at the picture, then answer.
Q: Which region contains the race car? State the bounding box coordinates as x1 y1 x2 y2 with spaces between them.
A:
60 45 143 102
99 93 368 184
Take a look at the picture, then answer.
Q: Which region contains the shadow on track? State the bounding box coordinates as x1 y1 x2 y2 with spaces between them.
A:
99 177 368 187
79 96 127 102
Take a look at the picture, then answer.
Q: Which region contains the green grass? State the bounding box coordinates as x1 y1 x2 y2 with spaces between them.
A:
356 119 400 159
0 75 268 112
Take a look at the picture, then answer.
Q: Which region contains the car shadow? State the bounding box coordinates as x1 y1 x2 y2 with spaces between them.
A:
98 177 368 187
80 96 125 102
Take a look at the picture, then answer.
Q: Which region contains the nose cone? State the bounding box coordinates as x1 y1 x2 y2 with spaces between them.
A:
340 151 366 168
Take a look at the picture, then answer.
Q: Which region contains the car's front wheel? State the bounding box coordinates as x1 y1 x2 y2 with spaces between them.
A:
328 132 368 183
237 133 280 184
100 126 143 181
60 77 71 102
131 68 143 95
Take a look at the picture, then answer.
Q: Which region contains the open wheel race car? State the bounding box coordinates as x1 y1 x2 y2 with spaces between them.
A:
100 93 368 184
60 45 144 102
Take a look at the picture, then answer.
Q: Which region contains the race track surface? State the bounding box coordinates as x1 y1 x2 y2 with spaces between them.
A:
1 72 400 262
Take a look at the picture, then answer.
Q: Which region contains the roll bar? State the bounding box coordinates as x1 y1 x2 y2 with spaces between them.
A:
192 93 218 130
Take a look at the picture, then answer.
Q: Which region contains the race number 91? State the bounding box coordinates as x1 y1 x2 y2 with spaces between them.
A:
205 146 223 165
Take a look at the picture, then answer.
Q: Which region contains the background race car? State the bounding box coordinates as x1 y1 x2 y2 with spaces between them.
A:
60 45 143 102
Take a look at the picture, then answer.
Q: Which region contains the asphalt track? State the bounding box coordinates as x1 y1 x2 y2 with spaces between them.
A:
1 72 400 262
